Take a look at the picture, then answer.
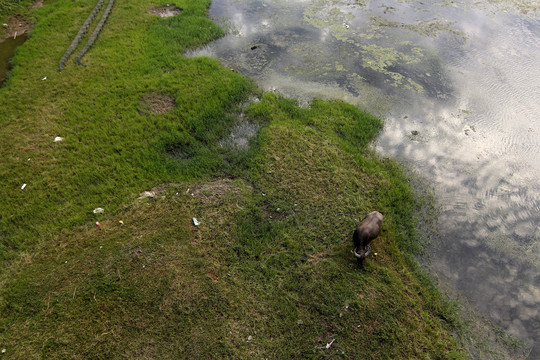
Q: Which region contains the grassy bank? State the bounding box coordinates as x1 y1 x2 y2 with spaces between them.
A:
1 0 466 358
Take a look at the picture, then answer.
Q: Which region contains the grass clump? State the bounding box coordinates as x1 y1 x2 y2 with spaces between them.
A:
0 0 467 358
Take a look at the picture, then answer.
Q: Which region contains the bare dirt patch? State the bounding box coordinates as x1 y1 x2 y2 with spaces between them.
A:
190 178 248 204
29 0 43 10
139 92 176 115
149 5 182 18
2 15 33 40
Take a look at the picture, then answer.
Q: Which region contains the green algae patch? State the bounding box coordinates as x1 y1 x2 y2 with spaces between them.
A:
302 0 432 92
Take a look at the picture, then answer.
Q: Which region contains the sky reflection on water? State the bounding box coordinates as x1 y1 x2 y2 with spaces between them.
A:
189 0 540 356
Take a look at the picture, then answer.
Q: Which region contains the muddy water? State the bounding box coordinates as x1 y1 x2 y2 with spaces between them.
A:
0 34 28 87
189 0 540 357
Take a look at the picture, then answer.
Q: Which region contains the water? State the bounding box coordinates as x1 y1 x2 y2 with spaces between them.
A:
0 34 28 87
189 0 540 356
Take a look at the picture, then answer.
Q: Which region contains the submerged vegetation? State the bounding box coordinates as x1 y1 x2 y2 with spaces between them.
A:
0 0 473 358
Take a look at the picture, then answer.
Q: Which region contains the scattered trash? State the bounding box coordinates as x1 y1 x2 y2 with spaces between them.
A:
374 252 378 256
20 183 27 190
297 320 304 325
27 158 31 161
99 246 103 249
139 190 156 198
93 207 104 214
41 76 47 80
54 136 64 142
325 339 335 349
192 217 200 226
247 335 253 342
119 220 124 225
276 208 280 212
2 23 8 27
2 348 6 353
96 221 101 227
64 260 68 264
250 45 259 50
343 23 350 29
142 265 146 268
262 193 266 196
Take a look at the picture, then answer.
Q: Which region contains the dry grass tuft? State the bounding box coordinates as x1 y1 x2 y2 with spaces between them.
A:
139 92 176 115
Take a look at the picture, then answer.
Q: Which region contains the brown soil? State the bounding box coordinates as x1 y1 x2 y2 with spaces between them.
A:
139 92 176 115
149 5 182 18
2 15 33 40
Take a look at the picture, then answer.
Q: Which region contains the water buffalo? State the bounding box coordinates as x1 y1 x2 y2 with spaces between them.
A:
353 211 383 266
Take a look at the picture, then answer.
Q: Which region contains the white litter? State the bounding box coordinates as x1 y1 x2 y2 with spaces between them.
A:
54 136 64 142
192 217 200 226
41 76 47 80
21 183 27 190
93 207 104 214
140 191 156 198
325 339 335 349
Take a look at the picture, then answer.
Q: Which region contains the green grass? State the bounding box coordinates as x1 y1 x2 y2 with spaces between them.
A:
0 0 469 358
1 0 31 24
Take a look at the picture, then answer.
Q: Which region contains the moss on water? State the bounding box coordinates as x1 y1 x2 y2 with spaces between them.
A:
302 0 433 92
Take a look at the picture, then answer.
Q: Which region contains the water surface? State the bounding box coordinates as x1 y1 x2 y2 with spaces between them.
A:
0 34 28 87
190 0 540 357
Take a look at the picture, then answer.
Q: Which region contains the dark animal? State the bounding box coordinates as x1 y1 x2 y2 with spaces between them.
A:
353 211 383 266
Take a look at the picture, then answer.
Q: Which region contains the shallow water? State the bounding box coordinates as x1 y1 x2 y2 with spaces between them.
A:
190 0 540 357
0 34 28 87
